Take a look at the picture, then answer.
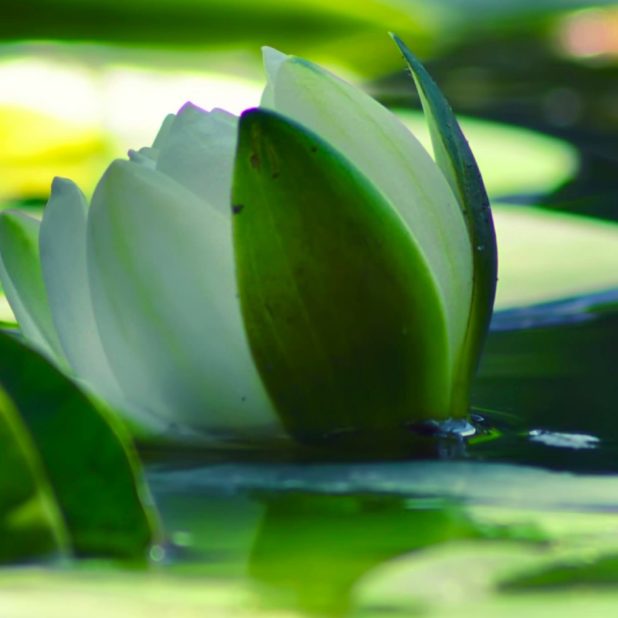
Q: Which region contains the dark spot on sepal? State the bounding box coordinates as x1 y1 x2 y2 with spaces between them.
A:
250 152 261 169
232 204 245 215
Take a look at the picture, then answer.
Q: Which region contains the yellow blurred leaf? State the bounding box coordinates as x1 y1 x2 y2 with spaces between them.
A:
0 106 109 200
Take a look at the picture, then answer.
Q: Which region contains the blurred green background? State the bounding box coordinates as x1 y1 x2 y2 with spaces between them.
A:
2 0 618 216
2 2 618 616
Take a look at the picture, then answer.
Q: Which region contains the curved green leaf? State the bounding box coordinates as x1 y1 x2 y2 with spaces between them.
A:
232 108 452 447
0 331 157 559
0 385 68 563
392 34 498 416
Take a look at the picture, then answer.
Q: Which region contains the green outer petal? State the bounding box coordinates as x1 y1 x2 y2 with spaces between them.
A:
0 211 66 363
0 385 69 562
39 178 124 404
392 35 498 415
0 330 157 559
87 159 280 441
262 50 472 389
232 109 451 444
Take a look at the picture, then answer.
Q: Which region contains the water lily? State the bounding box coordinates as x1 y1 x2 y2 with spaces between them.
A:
0 37 496 448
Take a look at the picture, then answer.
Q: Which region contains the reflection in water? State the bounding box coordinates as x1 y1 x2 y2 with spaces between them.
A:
147 454 618 615
146 290 618 614
248 494 480 615
527 429 600 450
154 485 486 616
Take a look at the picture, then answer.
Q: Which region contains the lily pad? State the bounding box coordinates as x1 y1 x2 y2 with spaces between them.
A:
493 204 618 309
0 569 273 618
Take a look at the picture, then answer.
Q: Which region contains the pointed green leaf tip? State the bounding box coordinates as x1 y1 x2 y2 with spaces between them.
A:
391 33 498 415
232 108 453 448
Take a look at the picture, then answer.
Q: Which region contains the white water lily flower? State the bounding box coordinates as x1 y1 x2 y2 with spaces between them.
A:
0 38 496 449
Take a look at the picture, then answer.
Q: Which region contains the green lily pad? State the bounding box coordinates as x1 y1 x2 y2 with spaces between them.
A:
354 541 618 617
353 506 618 617
493 204 618 309
0 569 271 618
0 331 158 558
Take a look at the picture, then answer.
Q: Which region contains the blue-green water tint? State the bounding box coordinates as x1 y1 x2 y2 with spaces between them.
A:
471 289 618 472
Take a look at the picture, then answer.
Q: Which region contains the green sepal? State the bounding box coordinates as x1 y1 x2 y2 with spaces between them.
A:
232 108 452 447
0 384 69 563
0 331 159 559
391 34 498 415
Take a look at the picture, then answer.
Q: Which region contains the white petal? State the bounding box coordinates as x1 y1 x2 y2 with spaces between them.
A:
87 159 280 439
0 211 65 362
151 113 176 149
260 46 288 107
263 53 473 375
39 178 124 404
156 103 238 215
128 148 157 168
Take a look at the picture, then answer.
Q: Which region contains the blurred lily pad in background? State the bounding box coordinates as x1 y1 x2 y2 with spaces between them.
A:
493 206 618 309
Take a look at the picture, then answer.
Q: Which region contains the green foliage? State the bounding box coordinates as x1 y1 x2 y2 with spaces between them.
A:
0 331 157 559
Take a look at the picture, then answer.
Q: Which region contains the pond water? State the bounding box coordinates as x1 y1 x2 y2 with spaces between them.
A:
129 291 618 616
